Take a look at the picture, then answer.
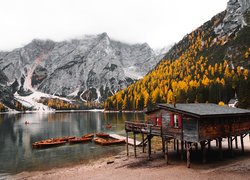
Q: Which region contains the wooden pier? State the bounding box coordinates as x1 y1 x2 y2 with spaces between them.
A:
109 134 142 146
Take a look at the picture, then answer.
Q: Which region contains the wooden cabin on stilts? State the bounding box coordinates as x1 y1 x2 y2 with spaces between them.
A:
125 103 250 168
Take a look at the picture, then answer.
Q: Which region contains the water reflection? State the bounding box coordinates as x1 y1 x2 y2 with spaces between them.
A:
0 112 145 176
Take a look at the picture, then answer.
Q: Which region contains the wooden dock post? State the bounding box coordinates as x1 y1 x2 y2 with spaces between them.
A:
230 137 234 157
162 136 165 154
240 134 244 154
176 140 179 155
186 142 190 168
133 132 137 157
165 138 168 164
142 133 145 153
126 131 129 156
228 137 231 150
148 135 151 159
201 141 206 163
235 136 238 149
208 140 211 150
181 140 184 160
195 143 198 152
219 138 223 160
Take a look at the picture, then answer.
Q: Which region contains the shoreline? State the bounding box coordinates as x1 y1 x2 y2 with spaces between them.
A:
10 137 250 180
0 109 145 115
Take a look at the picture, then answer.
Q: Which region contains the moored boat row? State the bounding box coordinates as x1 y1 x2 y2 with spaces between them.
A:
32 132 122 148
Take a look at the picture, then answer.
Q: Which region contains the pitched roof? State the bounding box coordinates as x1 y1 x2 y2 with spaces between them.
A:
157 103 250 118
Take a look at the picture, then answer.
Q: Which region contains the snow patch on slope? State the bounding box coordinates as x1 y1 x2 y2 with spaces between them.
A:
14 90 72 112
67 87 80 97
123 66 143 80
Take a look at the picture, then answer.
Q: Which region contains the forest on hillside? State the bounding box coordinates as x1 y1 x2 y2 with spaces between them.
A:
104 18 250 111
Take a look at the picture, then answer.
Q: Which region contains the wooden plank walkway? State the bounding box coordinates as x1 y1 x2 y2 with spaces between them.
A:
109 134 142 146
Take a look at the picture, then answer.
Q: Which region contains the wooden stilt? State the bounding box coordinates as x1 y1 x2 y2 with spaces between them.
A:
162 136 165 154
219 138 223 160
142 133 145 153
216 139 218 147
126 131 129 156
181 140 184 160
148 135 151 159
240 134 244 154
201 141 206 163
230 137 233 157
177 140 179 155
186 142 191 168
165 139 169 164
195 143 198 151
228 137 231 150
133 132 136 157
235 136 238 149
207 140 211 150
174 139 176 150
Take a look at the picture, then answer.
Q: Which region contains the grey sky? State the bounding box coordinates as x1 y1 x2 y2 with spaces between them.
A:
0 0 228 51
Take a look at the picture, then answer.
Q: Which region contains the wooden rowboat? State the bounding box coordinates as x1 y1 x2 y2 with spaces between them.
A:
32 140 67 148
68 137 92 144
53 136 76 142
82 133 94 138
94 137 125 145
95 133 110 138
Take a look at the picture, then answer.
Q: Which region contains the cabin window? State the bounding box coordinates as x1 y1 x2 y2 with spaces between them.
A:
162 114 170 128
174 114 178 128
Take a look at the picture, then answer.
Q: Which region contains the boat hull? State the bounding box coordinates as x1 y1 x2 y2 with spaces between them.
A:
94 137 125 145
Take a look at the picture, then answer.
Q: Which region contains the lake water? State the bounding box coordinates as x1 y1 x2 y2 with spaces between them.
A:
0 112 145 177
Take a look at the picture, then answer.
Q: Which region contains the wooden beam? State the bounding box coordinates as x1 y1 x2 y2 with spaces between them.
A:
228 137 231 150
133 132 136 158
195 143 198 152
219 138 223 160
240 134 244 154
177 140 179 155
142 133 145 153
174 139 176 150
165 138 169 164
126 131 129 156
235 136 238 149
201 141 206 163
148 135 151 159
230 137 233 157
181 140 184 160
186 142 191 168
208 140 211 150
162 136 165 154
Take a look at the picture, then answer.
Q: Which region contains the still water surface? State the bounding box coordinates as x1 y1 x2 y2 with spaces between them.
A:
0 112 145 177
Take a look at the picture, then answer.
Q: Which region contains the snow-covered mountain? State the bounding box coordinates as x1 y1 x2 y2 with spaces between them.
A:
0 33 165 106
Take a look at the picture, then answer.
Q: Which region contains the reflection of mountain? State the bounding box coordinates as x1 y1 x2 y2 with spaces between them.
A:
0 112 146 175
0 114 17 149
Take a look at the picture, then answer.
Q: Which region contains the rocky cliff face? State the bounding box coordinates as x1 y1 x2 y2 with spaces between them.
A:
215 0 250 37
0 33 163 103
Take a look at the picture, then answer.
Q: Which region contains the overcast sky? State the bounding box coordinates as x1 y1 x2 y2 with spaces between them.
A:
0 0 229 51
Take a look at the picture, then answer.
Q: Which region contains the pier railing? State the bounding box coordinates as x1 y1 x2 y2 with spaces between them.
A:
125 121 148 133
125 121 163 135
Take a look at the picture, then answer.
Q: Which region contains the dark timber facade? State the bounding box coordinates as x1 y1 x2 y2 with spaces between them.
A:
125 103 250 167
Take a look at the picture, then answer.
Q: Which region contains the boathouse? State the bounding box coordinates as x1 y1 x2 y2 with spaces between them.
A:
125 103 250 167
